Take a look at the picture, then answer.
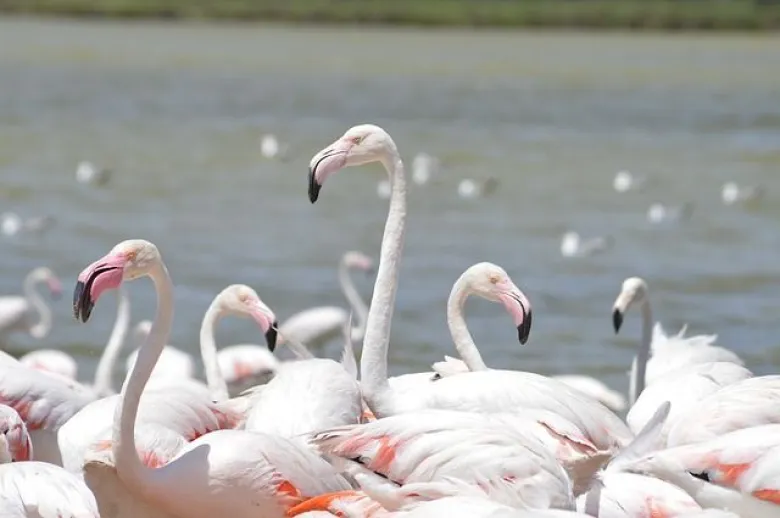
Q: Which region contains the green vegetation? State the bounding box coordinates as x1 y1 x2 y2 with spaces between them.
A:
1 0 779 30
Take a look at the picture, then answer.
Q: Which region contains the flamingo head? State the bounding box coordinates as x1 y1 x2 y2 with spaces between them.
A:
0 405 32 463
73 239 160 323
31 267 62 300
612 276 649 333
343 251 374 273
461 262 533 345
214 284 279 352
308 124 396 203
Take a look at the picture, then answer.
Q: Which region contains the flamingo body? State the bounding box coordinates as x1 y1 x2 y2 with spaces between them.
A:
626 361 753 444
245 358 362 437
19 350 78 380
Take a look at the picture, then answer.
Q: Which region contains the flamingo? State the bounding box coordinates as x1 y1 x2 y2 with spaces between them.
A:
0 404 100 518
0 266 61 342
625 424 780 515
625 361 752 446
664 375 780 447
612 276 745 405
0 355 95 465
278 250 373 349
310 408 600 502
19 349 78 381
73 239 351 518
574 402 706 518
58 283 270 475
307 124 631 451
429 357 627 415
126 320 196 382
612 170 645 193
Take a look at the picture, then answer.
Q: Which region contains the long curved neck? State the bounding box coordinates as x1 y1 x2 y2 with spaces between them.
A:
629 299 653 406
24 274 50 339
200 302 229 402
360 152 406 412
446 277 488 371
93 286 131 396
339 259 368 335
113 262 173 498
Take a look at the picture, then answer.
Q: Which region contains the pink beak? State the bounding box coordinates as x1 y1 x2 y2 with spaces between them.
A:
308 140 350 203
249 304 278 352
73 253 127 323
497 280 533 344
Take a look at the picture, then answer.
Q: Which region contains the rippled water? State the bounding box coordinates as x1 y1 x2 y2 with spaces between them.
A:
1 18 779 394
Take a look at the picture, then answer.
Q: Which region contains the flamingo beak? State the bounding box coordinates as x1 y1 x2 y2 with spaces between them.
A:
266 324 278 352
612 308 624 333
498 282 533 345
308 141 350 203
73 254 126 323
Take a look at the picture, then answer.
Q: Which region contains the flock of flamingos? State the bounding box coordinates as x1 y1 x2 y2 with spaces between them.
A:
0 124 778 518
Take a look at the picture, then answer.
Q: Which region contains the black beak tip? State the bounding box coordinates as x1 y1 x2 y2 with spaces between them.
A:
308 169 321 204
517 311 532 345
612 309 623 333
72 281 93 323
265 323 278 352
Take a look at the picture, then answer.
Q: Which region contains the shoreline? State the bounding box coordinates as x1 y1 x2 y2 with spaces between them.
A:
1 1 779 31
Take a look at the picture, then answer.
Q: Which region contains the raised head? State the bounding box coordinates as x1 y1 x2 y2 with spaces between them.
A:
459 262 533 344
0 404 32 463
30 266 62 300
343 251 374 273
308 124 397 203
213 284 279 351
73 239 161 323
612 277 649 333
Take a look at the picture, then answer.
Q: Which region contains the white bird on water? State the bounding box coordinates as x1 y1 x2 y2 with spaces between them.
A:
613 170 645 193
457 177 498 199
259 133 289 161
75 160 111 186
560 231 614 258
1 213 54 237
721 181 763 206
647 202 693 224
411 152 440 185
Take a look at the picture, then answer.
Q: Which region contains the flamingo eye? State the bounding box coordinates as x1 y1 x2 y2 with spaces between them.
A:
488 274 500 285
351 136 363 145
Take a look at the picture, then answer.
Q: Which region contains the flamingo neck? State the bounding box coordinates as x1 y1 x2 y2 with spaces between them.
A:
446 277 488 371
200 302 229 402
24 273 50 340
114 261 173 499
339 258 368 338
93 286 131 396
360 151 406 414
630 300 653 405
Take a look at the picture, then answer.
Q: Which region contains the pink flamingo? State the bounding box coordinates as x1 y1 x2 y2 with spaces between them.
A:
307 124 631 451
73 239 351 518
0 267 61 343
0 404 99 518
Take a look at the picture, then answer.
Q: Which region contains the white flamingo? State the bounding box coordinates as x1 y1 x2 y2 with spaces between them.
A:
58 283 272 475
0 267 61 342
559 231 613 259
307 124 631 451
0 404 100 518
126 320 195 382
664 375 780 447
625 424 780 515
73 239 352 518
278 250 373 349
612 276 745 405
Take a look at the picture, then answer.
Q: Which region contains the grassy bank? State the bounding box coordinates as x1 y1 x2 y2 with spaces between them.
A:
1 0 780 30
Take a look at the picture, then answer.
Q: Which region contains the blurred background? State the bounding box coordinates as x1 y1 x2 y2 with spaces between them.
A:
0 1 778 396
